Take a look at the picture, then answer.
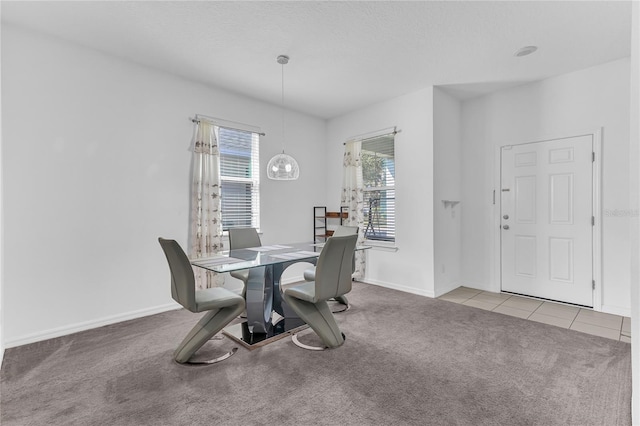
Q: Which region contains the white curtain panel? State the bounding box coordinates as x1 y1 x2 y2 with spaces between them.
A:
190 121 225 289
341 139 366 279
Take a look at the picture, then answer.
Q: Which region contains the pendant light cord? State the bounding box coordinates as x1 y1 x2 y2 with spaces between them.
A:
281 60 285 154
267 55 299 180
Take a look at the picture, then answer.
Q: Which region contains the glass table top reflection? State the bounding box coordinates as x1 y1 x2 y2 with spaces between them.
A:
190 242 326 273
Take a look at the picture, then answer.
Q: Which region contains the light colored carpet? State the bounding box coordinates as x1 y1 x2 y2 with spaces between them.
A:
1 282 631 425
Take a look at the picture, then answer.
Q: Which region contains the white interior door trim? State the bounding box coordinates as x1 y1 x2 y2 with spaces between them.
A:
491 129 603 310
592 128 602 311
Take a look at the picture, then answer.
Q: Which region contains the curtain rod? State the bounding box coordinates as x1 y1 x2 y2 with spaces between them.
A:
344 126 400 145
190 115 266 136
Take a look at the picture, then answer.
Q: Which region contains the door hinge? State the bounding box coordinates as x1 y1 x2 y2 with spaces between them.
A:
592 152 595 162
592 216 595 226
592 280 596 290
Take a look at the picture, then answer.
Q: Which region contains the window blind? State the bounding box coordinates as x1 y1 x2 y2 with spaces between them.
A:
218 126 260 231
362 134 395 242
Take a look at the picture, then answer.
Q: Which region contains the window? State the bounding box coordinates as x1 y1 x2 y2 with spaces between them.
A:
218 126 260 232
362 133 395 242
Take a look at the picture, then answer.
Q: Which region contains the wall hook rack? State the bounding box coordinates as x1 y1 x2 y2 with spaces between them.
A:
442 200 460 209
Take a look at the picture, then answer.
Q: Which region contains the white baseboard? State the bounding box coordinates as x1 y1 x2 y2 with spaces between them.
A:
434 280 461 298
4 302 182 349
600 304 631 318
460 280 497 293
5 276 307 350
289 274 436 298
361 278 435 298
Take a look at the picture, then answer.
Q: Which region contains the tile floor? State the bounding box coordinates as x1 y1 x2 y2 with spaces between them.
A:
439 287 631 343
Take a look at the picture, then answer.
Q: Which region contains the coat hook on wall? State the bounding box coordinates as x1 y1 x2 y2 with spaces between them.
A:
442 200 460 218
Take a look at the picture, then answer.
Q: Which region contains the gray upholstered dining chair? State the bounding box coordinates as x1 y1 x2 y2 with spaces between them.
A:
158 238 245 364
228 228 262 298
303 225 358 311
283 234 358 350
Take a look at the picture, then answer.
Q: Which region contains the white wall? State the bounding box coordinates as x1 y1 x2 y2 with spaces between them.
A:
433 88 462 296
326 88 435 297
0 6 4 367
1 25 326 346
461 58 631 316
629 1 639 421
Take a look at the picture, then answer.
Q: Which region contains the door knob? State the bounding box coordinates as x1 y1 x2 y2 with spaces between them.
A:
503 225 510 230
503 214 509 220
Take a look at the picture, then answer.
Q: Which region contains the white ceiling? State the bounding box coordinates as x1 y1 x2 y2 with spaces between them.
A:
1 1 632 119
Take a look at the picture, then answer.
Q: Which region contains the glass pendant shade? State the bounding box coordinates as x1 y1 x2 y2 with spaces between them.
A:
267 152 300 180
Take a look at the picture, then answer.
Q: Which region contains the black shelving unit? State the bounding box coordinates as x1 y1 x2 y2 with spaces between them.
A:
313 206 348 243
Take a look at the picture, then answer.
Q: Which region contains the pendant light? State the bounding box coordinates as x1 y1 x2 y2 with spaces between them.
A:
267 54 300 180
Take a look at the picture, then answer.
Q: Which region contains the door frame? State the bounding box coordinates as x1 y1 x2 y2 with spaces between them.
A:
491 129 602 310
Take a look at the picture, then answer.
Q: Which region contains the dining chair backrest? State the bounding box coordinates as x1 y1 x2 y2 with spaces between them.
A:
229 228 262 250
314 234 358 302
332 225 359 238
158 238 196 312
333 226 358 273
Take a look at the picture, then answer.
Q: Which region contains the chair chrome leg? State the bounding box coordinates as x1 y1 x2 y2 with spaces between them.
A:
330 295 350 313
180 347 239 365
291 332 345 351
330 300 350 313
292 333 326 351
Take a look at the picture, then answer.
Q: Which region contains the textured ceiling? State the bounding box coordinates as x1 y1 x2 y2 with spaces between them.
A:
1 1 632 119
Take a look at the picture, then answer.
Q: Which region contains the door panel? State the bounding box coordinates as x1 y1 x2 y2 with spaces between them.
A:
549 173 573 224
549 237 573 282
501 135 593 306
549 147 574 163
515 151 537 167
514 235 536 277
515 176 536 223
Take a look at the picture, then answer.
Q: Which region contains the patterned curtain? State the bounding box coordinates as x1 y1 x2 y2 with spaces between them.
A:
341 140 366 279
190 121 225 289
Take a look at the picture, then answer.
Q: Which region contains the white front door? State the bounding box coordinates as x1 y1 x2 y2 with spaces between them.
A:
500 135 593 306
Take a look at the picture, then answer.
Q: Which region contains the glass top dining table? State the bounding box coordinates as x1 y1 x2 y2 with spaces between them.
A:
190 241 367 348
191 242 324 274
